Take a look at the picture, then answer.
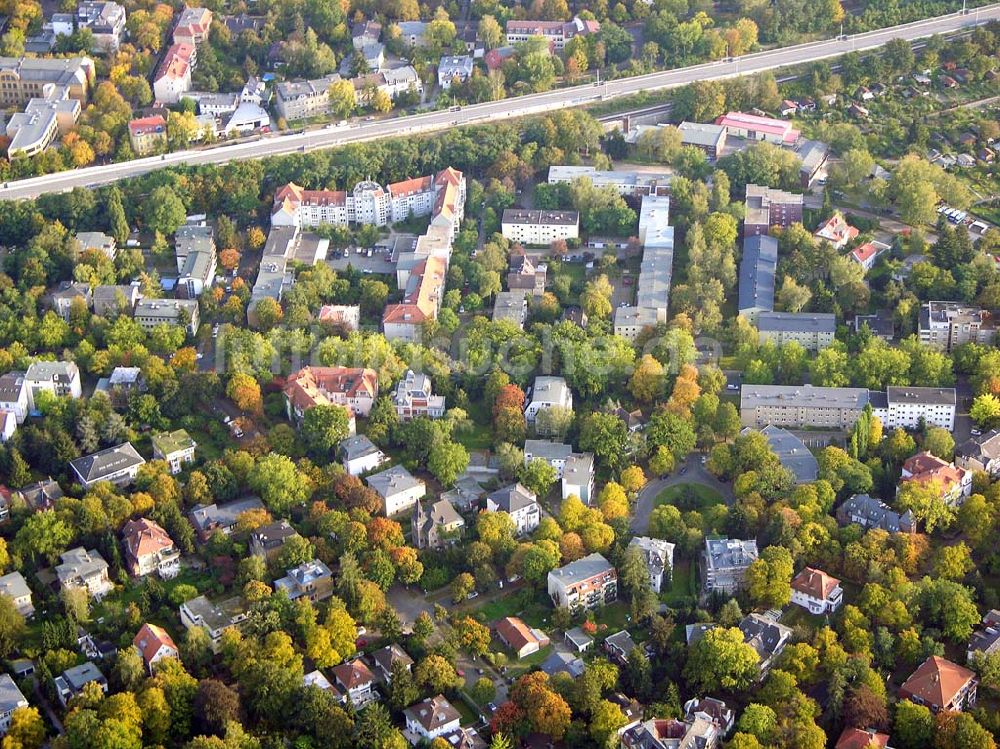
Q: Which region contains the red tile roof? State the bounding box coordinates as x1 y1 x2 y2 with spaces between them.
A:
835 728 891 749
283 367 378 413
129 115 167 136
332 659 374 689
899 656 975 710
122 518 174 560
133 623 178 667
790 567 840 600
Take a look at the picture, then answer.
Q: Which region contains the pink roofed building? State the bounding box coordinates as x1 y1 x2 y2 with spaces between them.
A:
715 111 800 145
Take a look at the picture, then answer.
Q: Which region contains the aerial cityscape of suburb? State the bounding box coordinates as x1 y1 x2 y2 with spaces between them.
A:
0 0 999 747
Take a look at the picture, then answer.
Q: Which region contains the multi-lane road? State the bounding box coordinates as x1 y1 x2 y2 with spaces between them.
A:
2 4 999 201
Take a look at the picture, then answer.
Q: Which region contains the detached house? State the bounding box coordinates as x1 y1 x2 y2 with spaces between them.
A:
835 728 893 749
179 595 248 652
69 442 146 490
249 520 301 558
133 623 178 674
0 373 28 426
369 644 413 683
54 662 107 707
790 567 843 615
367 465 426 516
814 212 859 250
55 547 112 599
562 452 595 504
275 559 334 602
899 656 977 713
24 361 82 411
404 694 461 742
0 572 33 618
189 497 266 541
523 440 573 477
900 451 972 507
740 613 793 679
628 536 675 593
122 518 180 579
0 674 28 734
331 660 377 706
486 483 540 536
339 434 388 476
525 376 573 422
702 538 758 595
496 616 550 658
956 429 1000 477
151 429 196 474
412 499 465 549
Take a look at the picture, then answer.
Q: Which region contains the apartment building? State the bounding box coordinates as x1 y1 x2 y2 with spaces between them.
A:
153 43 194 103
702 538 758 595
500 209 579 245
919 301 995 351
900 451 972 506
486 483 540 536
737 234 778 323
508 253 547 296
561 452 595 504
871 386 957 431
6 94 81 159
628 536 675 593
493 290 528 329
740 384 869 429
392 369 445 420
283 366 378 421
0 56 94 107
77 1 127 52
151 429 197 474
173 5 213 46
743 184 803 237
24 361 82 410
274 74 342 121
55 547 113 599
175 224 217 298
756 312 836 351
547 553 617 612
133 298 199 335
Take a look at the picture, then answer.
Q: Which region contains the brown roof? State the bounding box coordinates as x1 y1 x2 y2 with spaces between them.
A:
387 175 432 198
902 451 949 475
274 182 347 209
902 452 969 492
899 656 975 710
790 567 840 600
496 616 543 652
122 518 174 560
332 660 375 689
382 256 446 326
835 728 891 749
283 366 378 413
405 694 460 731
133 623 178 666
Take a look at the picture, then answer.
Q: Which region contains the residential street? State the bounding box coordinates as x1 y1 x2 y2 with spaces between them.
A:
631 454 735 534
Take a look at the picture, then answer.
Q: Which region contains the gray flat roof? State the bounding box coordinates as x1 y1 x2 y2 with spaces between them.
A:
757 311 836 334
502 208 579 226
886 386 956 406
741 384 870 411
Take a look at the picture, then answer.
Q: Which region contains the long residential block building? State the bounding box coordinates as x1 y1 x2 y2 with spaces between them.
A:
547 165 672 197
756 312 836 351
504 16 600 49
501 209 579 245
614 195 673 340
737 235 778 323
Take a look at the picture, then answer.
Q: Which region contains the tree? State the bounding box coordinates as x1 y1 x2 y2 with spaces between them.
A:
581 275 614 320
428 441 470 487
253 297 283 331
619 544 657 622
226 373 262 414
248 454 312 514
629 355 665 403
894 700 934 749
590 700 628 747
193 679 240 737
923 427 955 461
934 712 996 749
971 394 1000 429
521 459 557 498
684 627 759 693
478 16 503 49
301 405 351 456
451 572 476 603
896 479 954 533
646 409 696 460
14 510 74 564
933 543 974 581
776 276 812 313
328 79 357 118
145 185 187 237
471 677 496 705
842 684 888 730
414 654 461 693
106 186 130 246
620 466 646 495
510 672 571 739
745 545 793 609
579 412 630 472
3 706 47 749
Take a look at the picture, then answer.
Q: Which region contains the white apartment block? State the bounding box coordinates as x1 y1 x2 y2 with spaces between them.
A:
24 361 82 410
501 209 579 245
524 376 573 422
870 387 957 431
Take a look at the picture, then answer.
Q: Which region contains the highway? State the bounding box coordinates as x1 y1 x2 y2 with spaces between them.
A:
2 4 998 201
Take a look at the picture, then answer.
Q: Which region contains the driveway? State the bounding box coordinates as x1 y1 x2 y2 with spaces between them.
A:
631 454 734 534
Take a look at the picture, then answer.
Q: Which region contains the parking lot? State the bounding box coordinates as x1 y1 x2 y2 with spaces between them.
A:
326 246 395 275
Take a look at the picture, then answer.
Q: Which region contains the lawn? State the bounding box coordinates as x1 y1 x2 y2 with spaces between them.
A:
591 601 630 634
654 483 725 512
505 644 554 677
477 589 551 628
455 422 493 451
662 559 699 607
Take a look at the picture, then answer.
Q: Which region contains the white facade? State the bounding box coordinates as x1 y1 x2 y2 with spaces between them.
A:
524 376 572 422
0 675 28 734
24 361 82 411
501 209 579 245
870 387 957 431
789 568 843 615
562 453 595 504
